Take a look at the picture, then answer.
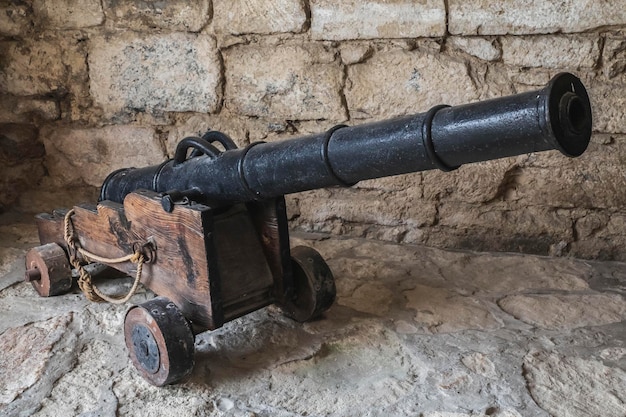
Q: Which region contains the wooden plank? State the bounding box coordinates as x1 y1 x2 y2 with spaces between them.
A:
247 198 293 304
35 210 67 248
73 201 138 262
213 205 274 321
71 190 220 330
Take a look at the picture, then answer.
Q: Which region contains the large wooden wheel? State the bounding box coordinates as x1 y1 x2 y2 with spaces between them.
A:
281 246 336 323
124 297 195 386
24 243 72 297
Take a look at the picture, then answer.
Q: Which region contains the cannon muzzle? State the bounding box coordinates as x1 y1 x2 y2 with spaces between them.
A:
100 72 592 206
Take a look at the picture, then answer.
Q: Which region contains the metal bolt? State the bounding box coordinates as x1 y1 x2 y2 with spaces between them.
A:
25 268 41 282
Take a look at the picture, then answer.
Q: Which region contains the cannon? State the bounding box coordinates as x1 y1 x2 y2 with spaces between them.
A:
24 72 592 385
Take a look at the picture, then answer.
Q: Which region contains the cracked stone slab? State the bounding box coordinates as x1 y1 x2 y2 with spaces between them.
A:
336 280 394 316
0 314 72 405
523 351 626 417
404 284 501 333
254 321 426 416
498 293 626 330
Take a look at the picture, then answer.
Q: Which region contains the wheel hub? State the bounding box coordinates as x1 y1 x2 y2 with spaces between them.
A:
131 324 160 374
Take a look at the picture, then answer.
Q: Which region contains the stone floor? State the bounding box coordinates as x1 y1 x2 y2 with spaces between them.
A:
0 212 625 417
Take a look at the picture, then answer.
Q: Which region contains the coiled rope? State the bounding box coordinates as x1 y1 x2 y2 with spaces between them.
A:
63 209 146 304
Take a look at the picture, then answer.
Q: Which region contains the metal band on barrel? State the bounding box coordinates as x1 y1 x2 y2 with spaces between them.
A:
237 141 266 200
152 159 174 191
322 124 356 187
422 105 460 172
99 167 132 202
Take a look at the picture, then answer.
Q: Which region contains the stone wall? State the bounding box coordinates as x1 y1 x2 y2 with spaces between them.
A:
1 0 625 260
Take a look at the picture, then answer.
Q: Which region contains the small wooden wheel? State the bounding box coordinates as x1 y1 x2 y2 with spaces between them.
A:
24 243 72 297
124 297 195 386
281 246 336 323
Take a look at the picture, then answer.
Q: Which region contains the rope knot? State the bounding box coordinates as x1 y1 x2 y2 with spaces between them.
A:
130 252 144 264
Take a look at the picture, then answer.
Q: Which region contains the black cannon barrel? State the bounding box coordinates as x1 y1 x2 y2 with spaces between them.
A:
100 72 592 206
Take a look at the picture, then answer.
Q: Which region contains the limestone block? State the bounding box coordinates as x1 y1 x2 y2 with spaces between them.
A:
339 43 373 65
590 82 626 133
507 69 553 91
292 186 436 244
582 212 626 259
523 352 626 416
0 40 67 95
1 163 45 210
449 37 501 61
0 97 60 123
32 0 103 29
501 36 600 69
224 44 344 120
423 159 519 204
103 0 210 32
310 0 446 40
0 124 44 165
575 211 609 241
18 181 99 215
42 125 164 187
432 202 574 254
500 141 626 210
449 0 626 35
603 36 626 80
355 172 422 193
600 347 626 362
0 124 45 209
0 0 32 36
89 34 221 115
296 187 437 230
0 220 38 249
213 0 306 35
345 50 479 119
498 294 626 330
430 163 561 214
